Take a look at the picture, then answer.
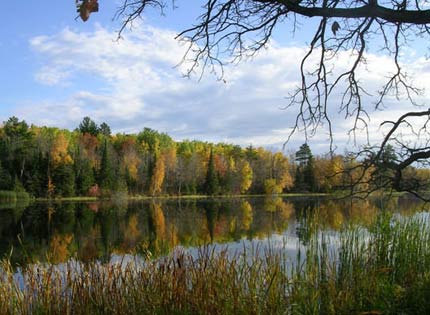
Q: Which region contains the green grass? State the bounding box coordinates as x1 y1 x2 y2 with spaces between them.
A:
33 192 328 202
0 212 429 314
35 196 99 202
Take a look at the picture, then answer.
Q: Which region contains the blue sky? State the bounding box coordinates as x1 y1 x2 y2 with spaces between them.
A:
1 2 428 153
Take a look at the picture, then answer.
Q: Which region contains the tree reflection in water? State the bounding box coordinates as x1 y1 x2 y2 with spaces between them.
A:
0 195 425 266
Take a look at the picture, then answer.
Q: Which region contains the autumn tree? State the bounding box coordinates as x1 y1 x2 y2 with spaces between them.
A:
143 136 166 196
74 132 98 195
272 152 293 192
149 152 165 196
50 132 75 197
248 147 273 193
162 146 177 194
238 160 253 194
313 154 344 193
108 0 430 199
115 135 141 193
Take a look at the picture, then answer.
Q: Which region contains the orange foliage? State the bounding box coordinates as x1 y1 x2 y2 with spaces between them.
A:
150 155 165 196
49 233 73 264
122 214 141 250
163 147 177 171
214 154 228 177
152 203 166 240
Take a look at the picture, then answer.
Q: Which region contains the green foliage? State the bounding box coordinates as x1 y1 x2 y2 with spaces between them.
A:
99 140 115 192
52 163 75 197
75 159 95 196
264 178 282 195
98 122 111 137
204 149 219 195
294 143 317 192
1 213 430 314
0 116 411 198
0 160 12 190
1 117 33 182
78 116 98 136
138 127 174 151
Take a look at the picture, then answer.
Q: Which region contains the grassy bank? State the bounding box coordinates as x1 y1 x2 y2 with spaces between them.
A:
0 212 429 314
34 192 328 202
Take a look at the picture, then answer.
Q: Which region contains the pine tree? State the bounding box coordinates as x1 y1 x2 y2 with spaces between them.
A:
0 160 12 190
98 122 111 137
76 159 95 195
99 140 114 191
204 149 219 195
294 143 317 192
52 163 76 197
78 116 98 136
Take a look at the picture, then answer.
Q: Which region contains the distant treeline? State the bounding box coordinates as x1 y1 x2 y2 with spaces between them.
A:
0 116 428 198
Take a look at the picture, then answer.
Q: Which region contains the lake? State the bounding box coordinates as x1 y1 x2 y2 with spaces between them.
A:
0 195 425 266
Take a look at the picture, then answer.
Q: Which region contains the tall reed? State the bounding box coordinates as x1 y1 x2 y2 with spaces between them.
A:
0 212 429 314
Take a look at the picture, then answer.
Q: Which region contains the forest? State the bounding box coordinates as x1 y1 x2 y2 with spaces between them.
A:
0 116 429 199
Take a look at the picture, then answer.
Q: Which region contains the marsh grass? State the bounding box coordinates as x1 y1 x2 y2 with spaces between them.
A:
0 212 429 314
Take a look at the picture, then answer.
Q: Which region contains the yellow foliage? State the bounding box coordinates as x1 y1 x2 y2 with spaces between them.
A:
50 133 73 166
273 152 293 190
49 233 73 264
123 154 140 181
240 161 253 193
240 200 253 230
264 178 282 195
278 201 293 221
123 214 141 250
152 203 166 240
163 147 177 171
150 156 165 196
47 177 55 198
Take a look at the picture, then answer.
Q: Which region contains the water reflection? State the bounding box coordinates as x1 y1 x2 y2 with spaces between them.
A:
0 195 425 266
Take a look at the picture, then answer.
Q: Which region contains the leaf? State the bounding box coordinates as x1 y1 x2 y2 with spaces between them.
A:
331 21 340 35
78 0 99 22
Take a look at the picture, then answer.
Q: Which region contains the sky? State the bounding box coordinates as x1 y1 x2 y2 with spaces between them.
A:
1 1 429 154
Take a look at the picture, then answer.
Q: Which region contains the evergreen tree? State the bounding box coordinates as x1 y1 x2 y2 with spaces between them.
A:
52 163 76 197
26 152 48 196
204 149 219 195
99 140 115 191
76 159 95 195
0 160 12 190
98 122 111 137
78 117 98 136
294 143 317 192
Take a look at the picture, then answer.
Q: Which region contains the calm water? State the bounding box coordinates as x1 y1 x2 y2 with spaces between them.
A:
0 195 425 266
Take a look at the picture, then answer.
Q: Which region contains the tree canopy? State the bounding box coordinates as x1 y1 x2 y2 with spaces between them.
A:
77 1 430 199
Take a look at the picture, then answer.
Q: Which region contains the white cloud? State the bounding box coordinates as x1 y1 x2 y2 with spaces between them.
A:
20 22 430 154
